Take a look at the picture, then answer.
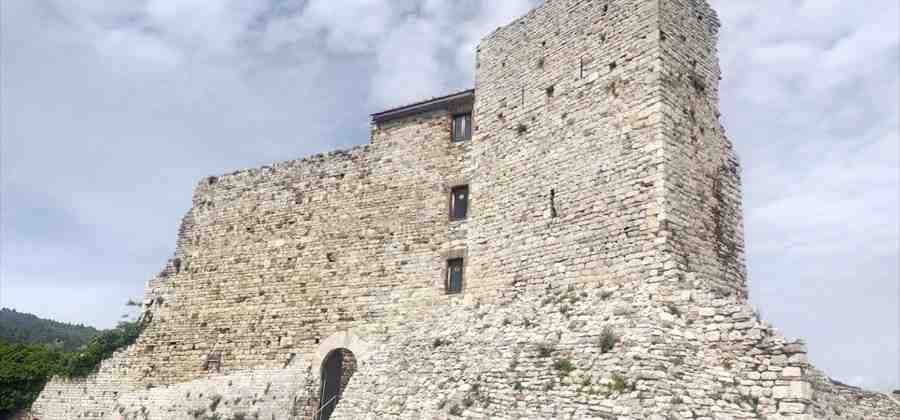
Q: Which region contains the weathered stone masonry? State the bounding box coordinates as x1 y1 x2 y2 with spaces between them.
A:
32 0 899 419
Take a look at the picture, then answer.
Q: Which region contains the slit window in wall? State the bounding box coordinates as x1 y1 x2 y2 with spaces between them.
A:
450 185 469 221
446 258 464 294
452 113 472 142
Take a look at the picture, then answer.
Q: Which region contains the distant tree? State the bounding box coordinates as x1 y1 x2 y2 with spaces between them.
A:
0 308 99 352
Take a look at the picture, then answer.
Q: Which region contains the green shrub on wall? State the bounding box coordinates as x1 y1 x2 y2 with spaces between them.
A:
59 320 144 378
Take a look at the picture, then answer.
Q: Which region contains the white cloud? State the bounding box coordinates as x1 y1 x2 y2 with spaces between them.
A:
712 0 898 392
96 29 182 67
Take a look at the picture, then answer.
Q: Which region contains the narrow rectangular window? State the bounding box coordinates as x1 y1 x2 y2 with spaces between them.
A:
446 258 464 294
204 352 222 373
452 113 472 142
450 185 469 220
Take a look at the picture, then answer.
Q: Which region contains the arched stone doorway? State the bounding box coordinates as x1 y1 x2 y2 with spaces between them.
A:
310 330 369 420
316 348 357 420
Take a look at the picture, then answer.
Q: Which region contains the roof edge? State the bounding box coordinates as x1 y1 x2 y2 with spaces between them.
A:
372 89 474 123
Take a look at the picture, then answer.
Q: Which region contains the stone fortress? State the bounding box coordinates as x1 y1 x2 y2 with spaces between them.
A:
31 0 899 419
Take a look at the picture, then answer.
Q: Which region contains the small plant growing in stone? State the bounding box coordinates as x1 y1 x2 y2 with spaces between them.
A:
209 395 222 412
741 395 761 414
553 358 576 376
754 306 764 322
598 327 618 354
537 342 554 357
516 123 528 135
513 380 524 391
586 386 604 396
666 302 681 317
605 79 619 97
712 285 732 298
609 374 629 393
689 72 707 93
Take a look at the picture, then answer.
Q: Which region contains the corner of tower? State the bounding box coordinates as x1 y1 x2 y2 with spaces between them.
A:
654 0 747 299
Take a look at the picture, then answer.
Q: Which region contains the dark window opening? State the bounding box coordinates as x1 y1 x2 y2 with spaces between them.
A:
450 185 469 220
446 258 464 294
452 113 472 142
550 189 558 218
203 352 222 373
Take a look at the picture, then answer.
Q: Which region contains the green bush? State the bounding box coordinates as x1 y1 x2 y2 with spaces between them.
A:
537 343 554 358
598 327 618 354
0 341 66 418
0 319 145 416
553 358 576 376
58 320 144 378
609 374 629 393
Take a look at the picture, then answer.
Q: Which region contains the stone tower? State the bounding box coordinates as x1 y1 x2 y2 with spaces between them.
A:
32 0 899 419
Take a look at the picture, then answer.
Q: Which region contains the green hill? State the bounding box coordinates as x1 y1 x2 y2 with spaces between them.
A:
0 308 99 352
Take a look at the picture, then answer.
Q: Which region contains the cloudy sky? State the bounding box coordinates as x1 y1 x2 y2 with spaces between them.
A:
2 0 897 392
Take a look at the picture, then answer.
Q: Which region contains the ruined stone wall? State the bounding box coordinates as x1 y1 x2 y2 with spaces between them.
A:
32 106 474 418
30 0 900 419
139 105 473 383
